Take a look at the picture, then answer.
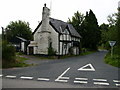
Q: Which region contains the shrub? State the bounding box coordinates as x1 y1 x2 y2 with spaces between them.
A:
2 41 16 65
104 47 120 68
48 43 56 56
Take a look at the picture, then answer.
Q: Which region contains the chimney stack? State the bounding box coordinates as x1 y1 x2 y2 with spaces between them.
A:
41 4 50 32
118 1 120 7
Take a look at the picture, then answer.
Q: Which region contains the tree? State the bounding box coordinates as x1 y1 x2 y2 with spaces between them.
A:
81 10 101 50
5 20 33 43
107 14 117 26
68 10 101 50
116 5 120 55
68 11 84 34
2 41 16 68
99 23 109 44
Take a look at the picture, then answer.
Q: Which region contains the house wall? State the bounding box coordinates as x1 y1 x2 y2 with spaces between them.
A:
59 29 73 55
33 22 59 55
33 4 51 55
48 24 59 54
21 42 25 52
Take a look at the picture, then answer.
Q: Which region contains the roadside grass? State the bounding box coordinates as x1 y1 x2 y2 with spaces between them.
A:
60 50 96 59
32 50 97 59
16 52 24 55
80 51 96 56
2 55 33 69
104 51 120 68
32 55 57 59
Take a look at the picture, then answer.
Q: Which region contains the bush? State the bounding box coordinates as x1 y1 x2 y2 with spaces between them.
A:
2 41 16 66
104 47 120 68
48 43 56 56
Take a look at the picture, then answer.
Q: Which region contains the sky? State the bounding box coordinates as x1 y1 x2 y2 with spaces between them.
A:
0 0 119 33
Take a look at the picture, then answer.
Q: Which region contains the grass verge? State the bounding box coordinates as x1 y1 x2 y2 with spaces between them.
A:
104 52 120 68
60 50 96 59
2 55 32 69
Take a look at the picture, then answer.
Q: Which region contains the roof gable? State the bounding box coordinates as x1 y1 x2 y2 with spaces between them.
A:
32 18 81 38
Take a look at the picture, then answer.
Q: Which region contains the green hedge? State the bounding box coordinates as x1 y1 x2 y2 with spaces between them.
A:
2 41 16 63
104 47 120 68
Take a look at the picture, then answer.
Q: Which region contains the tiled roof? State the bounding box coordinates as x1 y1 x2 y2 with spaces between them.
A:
33 18 81 38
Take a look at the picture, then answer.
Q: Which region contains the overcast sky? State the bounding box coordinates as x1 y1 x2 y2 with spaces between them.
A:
0 0 119 33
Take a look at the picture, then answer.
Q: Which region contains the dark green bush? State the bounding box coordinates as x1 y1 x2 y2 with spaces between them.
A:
2 41 16 64
104 47 120 68
48 43 56 56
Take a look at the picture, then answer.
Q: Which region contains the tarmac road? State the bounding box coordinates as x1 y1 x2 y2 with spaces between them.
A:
1 51 120 88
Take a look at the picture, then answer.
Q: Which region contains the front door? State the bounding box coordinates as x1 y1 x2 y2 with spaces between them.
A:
29 47 33 55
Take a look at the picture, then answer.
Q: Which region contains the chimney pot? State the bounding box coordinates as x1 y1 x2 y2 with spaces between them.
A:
44 3 46 7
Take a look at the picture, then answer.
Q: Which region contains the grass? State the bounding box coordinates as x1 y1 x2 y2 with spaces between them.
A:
33 55 58 59
60 50 96 59
16 56 28 61
16 52 24 55
29 50 96 60
2 55 32 69
104 52 120 68
80 51 96 56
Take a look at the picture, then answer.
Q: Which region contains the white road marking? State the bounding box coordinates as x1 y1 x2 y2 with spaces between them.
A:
55 79 68 83
74 81 88 84
55 67 70 82
113 80 120 83
37 78 50 81
0 74 3 77
75 78 88 80
6 75 16 78
20 76 33 80
78 63 95 71
115 84 120 87
60 77 70 79
94 82 109 86
93 79 107 82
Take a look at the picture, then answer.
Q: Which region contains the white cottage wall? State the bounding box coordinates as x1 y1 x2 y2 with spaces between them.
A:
34 25 42 42
48 24 59 54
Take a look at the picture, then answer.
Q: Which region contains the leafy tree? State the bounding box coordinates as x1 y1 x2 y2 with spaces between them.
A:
81 10 101 50
5 20 33 43
68 11 84 35
2 41 16 68
68 10 101 50
107 14 117 26
99 23 109 48
116 5 120 54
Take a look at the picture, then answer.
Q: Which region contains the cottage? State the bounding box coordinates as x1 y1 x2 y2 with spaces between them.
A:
27 4 81 55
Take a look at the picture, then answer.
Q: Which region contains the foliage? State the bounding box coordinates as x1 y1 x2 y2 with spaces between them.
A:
99 23 117 49
107 13 117 26
80 10 101 50
48 42 56 56
2 41 16 63
104 7 120 68
116 7 120 53
3 55 29 68
104 48 120 68
68 11 84 32
68 10 101 50
3 20 33 43
2 40 30 68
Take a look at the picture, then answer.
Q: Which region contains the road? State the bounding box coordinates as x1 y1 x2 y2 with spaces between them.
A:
1 51 120 88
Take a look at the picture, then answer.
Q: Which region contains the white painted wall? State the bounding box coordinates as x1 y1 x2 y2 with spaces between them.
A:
21 42 25 52
48 24 59 54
